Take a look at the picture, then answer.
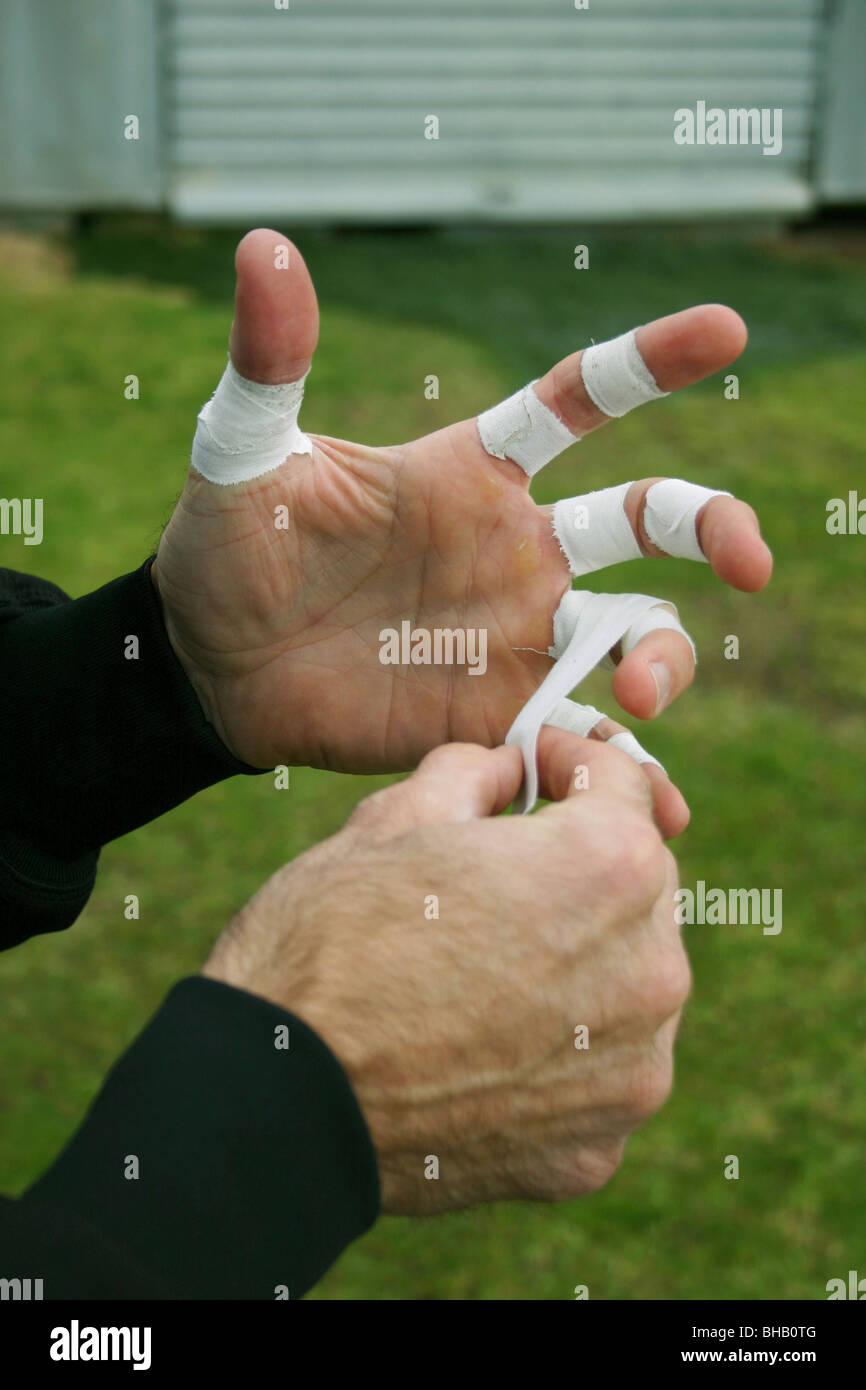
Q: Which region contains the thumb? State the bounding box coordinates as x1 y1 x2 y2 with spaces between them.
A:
347 744 523 841
228 227 319 385
188 229 320 485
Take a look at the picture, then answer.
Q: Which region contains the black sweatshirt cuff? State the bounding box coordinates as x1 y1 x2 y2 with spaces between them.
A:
0 561 261 946
20 976 381 1299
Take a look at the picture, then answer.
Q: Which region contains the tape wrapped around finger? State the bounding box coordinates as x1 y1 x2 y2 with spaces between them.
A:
620 603 696 663
477 327 670 476
545 699 663 771
643 478 732 563
607 730 663 767
191 358 313 486
544 698 606 739
553 478 731 577
552 481 641 577
580 328 668 418
477 381 577 477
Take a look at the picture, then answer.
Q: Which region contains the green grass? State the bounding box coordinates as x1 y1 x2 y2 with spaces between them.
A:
0 218 864 1300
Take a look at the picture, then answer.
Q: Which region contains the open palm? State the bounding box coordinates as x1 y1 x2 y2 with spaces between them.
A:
153 229 771 821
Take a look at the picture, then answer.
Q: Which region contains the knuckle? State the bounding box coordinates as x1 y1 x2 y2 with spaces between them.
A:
418 741 485 776
346 784 398 832
653 945 695 1011
625 1056 675 1124
662 947 692 1013
637 946 692 1023
417 744 457 776
531 1142 625 1200
605 813 668 894
559 824 621 894
578 1142 626 1194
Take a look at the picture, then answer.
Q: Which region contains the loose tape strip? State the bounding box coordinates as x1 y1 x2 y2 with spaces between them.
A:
549 590 695 666
506 591 668 814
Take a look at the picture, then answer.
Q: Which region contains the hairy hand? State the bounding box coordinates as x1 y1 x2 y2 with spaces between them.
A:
203 734 691 1214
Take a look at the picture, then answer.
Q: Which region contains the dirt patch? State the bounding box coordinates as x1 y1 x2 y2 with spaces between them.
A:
0 227 72 289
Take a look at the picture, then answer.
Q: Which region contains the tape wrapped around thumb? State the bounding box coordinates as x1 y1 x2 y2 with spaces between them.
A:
191 358 312 485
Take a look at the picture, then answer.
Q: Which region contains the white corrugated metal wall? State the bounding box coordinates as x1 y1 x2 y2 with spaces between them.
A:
164 0 826 222
0 0 162 212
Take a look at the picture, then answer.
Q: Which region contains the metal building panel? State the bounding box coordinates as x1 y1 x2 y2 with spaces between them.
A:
817 0 866 202
0 0 162 211
165 0 824 222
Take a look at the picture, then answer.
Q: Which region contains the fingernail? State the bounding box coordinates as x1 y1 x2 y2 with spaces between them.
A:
650 661 671 714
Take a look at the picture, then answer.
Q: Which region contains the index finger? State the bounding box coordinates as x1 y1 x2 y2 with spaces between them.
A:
536 303 747 441
467 305 747 485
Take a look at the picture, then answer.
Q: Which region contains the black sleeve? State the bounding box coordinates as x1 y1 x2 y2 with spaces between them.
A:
3 976 380 1298
0 561 261 948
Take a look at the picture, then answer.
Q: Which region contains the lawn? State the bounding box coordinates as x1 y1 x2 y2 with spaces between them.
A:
0 217 864 1299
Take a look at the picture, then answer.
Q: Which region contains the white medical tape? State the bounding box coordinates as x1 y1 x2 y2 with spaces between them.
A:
620 603 696 663
643 479 731 563
544 699 606 739
191 358 312 485
506 590 668 814
477 380 577 477
553 477 731 576
545 700 663 772
549 590 695 666
550 588 594 658
607 730 663 768
552 481 641 576
580 328 668 419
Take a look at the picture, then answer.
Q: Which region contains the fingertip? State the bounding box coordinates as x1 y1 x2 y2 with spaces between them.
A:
701 499 774 592
534 724 594 804
699 302 748 361
229 228 319 385
637 303 748 391
418 741 524 818
477 741 526 813
630 483 772 595
644 764 691 839
613 634 695 721
725 538 773 593
234 226 292 271
612 654 659 720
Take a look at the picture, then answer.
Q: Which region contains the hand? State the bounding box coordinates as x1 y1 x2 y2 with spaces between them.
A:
153 229 772 799
202 735 691 1215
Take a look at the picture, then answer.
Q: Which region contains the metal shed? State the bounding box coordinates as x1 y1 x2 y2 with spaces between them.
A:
1 0 864 223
